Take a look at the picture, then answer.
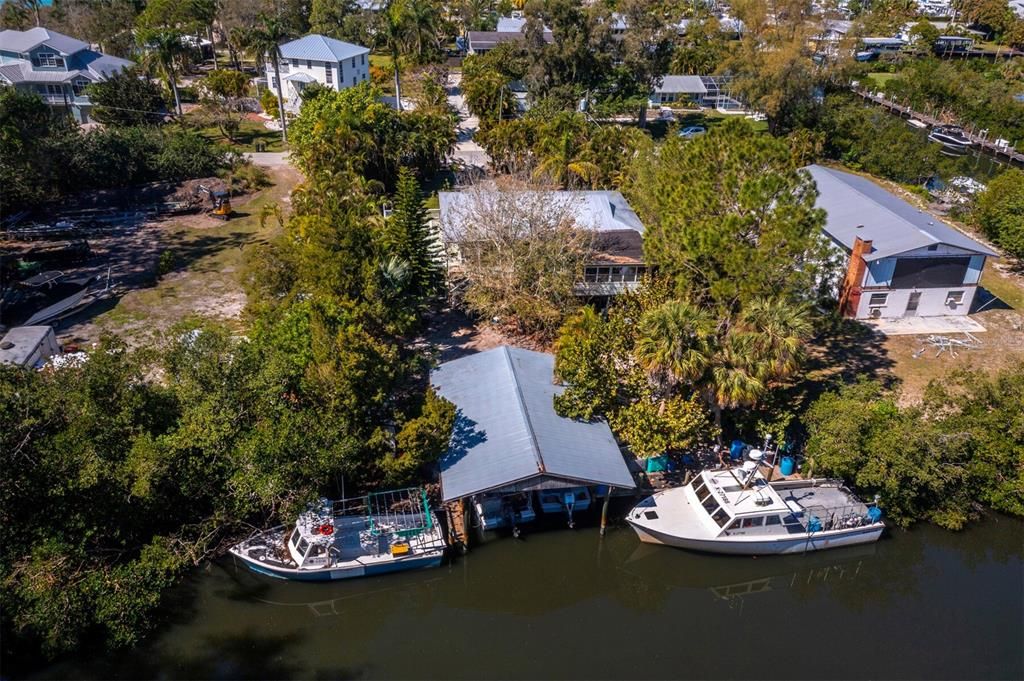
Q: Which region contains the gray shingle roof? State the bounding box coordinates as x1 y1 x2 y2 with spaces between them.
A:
438 189 644 240
431 346 636 502
804 164 997 261
654 75 707 95
278 34 369 62
0 27 89 55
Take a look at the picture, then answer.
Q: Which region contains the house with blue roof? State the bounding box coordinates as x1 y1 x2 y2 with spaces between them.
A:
267 34 369 111
430 346 636 505
805 165 998 320
0 27 133 123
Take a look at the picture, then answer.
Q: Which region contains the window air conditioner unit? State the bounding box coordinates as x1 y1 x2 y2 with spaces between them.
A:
868 306 884 319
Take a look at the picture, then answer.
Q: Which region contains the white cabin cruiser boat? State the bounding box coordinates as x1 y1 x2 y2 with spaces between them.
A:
627 467 884 556
928 125 973 152
230 488 446 581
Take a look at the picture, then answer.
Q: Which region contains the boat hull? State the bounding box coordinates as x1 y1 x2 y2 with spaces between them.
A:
627 520 883 556
232 550 444 581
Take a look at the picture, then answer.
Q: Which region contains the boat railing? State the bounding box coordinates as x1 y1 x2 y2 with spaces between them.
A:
802 504 878 532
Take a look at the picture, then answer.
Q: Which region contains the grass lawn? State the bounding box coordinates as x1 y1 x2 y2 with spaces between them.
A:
864 72 899 88
980 261 1024 310
196 118 288 153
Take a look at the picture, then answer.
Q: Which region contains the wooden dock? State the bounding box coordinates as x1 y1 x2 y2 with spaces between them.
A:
442 499 470 552
853 89 1024 167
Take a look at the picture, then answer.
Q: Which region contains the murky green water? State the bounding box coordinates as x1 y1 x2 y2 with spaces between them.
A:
30 510 1024 680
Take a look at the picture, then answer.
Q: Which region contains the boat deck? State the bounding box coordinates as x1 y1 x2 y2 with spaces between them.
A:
233 513 447 572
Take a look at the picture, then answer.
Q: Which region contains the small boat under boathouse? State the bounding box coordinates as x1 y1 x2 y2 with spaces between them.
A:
430 346 637 539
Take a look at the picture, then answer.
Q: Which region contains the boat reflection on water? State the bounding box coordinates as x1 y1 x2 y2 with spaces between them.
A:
615 539 879 611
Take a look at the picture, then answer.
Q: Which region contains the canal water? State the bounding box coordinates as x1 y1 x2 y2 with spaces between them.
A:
31 512 1024 680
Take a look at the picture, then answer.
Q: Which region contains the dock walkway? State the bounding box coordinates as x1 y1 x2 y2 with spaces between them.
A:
853 89 1024 166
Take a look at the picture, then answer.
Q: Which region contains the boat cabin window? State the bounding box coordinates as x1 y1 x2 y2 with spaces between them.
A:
765 515 782 526
290 528 300 546
307 543 326 558
710 507 730 528
782 514 801 525
692 480 713 504
740 517 764 528
296 536 310 556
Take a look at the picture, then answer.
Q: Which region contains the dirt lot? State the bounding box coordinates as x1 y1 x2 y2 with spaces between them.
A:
57 165 301 347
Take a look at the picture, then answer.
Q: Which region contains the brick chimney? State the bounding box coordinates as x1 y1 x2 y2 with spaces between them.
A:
838 235 871 318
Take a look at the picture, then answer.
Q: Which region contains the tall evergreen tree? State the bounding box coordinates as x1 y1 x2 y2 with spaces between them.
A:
384 167 443 304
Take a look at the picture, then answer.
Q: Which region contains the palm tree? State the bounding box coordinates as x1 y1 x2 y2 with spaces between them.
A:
701 297 813 428
533 131 601 189
140 29 187 116
402 0 442 64
247 15 290 142
379 0 410 111
634 300 713 394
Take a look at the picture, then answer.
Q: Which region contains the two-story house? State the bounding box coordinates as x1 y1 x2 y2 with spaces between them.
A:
267 34 370 111
0 27 133 123
806 165 998 320
438 189 648 299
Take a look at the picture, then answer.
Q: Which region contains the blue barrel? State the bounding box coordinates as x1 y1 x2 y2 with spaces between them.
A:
780 456 795 476
808 515 822 532
729 439 745 461
867 506 883 523
646 455 669 473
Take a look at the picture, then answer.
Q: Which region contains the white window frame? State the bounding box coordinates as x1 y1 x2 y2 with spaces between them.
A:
36 52 62 67
868 293 889 306
325 64 333 84
946 290 965 305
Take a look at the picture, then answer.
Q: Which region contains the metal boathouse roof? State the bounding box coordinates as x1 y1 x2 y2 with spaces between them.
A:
431 346 636 502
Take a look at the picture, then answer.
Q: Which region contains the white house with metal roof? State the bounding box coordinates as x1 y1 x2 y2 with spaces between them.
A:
805 165 998 320
0 27 133 123
267 34 369 110
431 346 636 504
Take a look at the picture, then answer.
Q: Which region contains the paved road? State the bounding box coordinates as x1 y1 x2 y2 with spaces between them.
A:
244 151 292 168
447 72 490 169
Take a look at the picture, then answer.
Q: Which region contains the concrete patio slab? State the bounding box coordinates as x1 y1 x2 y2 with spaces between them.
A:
863 315 986 336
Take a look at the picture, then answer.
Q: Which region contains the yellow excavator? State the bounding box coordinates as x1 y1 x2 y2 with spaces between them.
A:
198 184 232 220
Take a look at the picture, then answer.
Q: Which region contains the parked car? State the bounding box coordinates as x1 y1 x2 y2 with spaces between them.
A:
658 107 675 121
678 126 706 139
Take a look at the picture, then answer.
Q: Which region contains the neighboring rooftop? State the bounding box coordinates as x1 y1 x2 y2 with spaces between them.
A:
466 29 553 51
0 27 89 55
654 75 707 94
496 16 527 32
431 346 637 502
438 189 644 239
805 164 998 261
0 325 55 368
277 34 369 62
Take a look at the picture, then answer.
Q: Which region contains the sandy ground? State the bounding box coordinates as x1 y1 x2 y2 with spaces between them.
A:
57 165 301 348
418 307 550 364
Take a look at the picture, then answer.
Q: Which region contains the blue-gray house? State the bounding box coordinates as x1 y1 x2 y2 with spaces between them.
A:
0 27 133 123
431 346 636 504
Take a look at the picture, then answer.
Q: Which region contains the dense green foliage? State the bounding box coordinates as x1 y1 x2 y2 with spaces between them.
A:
816 94 943 185
973 169 1024 260
881 59 1024 145
289 83 455 190
804 370 1024 529
0 89 228 213
478 110 649 188
87 69 168 127
624 118 834 311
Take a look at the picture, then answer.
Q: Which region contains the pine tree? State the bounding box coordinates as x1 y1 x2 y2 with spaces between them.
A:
384 167 444 304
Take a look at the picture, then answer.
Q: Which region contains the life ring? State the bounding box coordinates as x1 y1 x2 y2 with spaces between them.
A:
320 524 334 535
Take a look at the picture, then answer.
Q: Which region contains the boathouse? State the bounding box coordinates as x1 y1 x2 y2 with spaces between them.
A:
430 346 636 503
805 164 998 320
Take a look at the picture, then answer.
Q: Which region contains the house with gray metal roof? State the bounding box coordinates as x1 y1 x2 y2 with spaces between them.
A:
431 346 636 503
265 34 369 111
805 164 997 320
0 27 133 123
438 189 649 296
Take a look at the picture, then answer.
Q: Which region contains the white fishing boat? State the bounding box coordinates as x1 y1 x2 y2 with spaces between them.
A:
537 487 592 528
230 488 446 581
626 462 884 556
906 118 928 130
